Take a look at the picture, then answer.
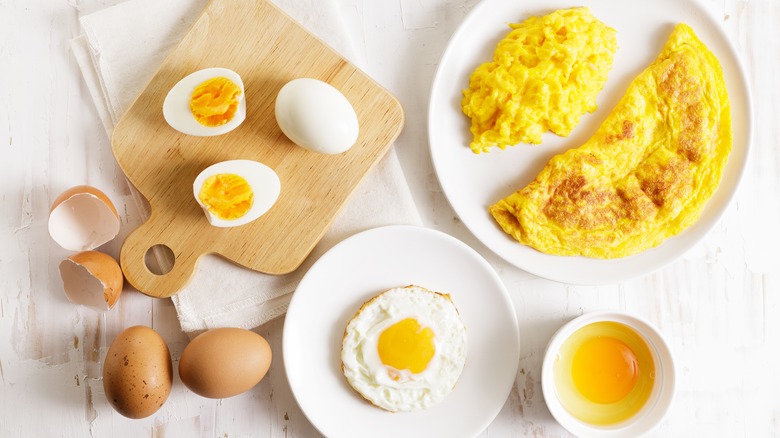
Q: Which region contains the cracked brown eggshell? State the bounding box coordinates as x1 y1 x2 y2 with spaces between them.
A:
48 185 120 251
103 326 173 419
59 250 123 311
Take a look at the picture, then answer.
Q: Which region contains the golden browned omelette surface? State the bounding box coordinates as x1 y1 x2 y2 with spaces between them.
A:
490 24 732 258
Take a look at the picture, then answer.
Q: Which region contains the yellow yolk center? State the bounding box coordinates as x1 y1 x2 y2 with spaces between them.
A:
190 77 242 127
571 336 639 404
377 318 435 376
198 173 254 220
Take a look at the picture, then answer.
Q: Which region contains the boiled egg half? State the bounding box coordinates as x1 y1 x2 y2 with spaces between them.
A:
163 68 246 136
193 160 280 227
341 285 467 412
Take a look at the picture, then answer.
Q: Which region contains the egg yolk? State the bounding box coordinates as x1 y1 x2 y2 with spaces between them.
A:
198 173 254 220
377 318 435 376
190 77 242 127
571 336 639 404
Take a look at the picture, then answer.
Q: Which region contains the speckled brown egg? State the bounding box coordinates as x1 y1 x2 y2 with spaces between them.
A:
178 327 272 399
103 326 173 419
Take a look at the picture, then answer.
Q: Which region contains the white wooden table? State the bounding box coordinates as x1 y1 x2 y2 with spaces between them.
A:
1 0 778 436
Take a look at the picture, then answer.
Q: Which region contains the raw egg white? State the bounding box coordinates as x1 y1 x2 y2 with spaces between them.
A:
553 321 655 425
163 67 246 136
341 285 467 412
275 78 359 154
193 159 281 228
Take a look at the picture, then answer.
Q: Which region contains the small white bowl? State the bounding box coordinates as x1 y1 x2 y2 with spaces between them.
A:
541 311 676 437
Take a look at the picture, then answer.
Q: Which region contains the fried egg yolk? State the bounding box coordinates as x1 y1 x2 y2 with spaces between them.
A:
377 318 436 377
198 173 254 220
190 77 242 127
572 337 638 404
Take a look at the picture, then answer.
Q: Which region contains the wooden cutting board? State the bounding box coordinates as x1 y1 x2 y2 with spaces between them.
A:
112 0 404 298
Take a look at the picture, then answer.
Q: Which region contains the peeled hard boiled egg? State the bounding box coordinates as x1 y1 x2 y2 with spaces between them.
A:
48 185 121 251
341 285 467 412
59 250 123 311
163 67 246 136
193 159 281 227
275 78 359 154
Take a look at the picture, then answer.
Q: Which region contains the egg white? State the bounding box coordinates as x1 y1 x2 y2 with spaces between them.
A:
275 78 359 154
341 285 467 412
192 159 281 228
163 67 247 137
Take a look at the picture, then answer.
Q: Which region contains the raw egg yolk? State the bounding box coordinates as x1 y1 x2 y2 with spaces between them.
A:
571 336 639 404
378 318 435 376
190 77 242 127
198 173 254 220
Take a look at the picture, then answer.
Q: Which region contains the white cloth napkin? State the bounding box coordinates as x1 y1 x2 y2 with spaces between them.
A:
72 0 421 332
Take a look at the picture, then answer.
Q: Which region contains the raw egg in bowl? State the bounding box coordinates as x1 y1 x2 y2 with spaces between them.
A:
541 312 675 437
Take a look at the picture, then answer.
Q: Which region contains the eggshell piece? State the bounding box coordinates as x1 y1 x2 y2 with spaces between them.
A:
103 326 173 419
275 78 359 154
59 250 123 311
48 185 120 251
178 327 272 399
193 160 281 228
163 67 246 137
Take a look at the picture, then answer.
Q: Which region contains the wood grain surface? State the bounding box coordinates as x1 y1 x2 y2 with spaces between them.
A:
113 0 404 298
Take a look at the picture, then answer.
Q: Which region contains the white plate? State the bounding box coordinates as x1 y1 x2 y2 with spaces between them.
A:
428 0 752 284
283 225 520 438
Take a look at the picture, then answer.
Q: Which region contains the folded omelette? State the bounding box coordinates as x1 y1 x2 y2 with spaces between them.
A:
490 24 732 258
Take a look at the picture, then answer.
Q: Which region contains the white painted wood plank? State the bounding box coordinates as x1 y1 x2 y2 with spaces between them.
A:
0 0 778 436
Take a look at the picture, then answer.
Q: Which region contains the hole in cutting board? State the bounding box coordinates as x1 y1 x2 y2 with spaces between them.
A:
145 244 175 275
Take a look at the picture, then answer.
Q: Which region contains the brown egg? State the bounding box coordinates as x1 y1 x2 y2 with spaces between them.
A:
48 185 120 251
179 327 272 399
59 250 123 310
103 326 173 419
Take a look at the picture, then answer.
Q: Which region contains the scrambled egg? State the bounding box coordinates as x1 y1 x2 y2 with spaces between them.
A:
490 24 732 258
461 8 617 153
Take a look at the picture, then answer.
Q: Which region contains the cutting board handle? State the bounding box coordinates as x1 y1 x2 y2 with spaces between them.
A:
119 216 200 298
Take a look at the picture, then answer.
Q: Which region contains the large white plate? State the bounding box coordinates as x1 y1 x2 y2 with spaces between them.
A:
283 226 520 438
429 0 752 284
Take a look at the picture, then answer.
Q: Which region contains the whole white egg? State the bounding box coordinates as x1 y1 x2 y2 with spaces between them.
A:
274 78 359 154
192 160 280 228
163 67 246 137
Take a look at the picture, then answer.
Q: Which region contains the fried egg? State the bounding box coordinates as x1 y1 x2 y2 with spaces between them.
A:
461 7 617 153
490 24 732 258
341 285 467 412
